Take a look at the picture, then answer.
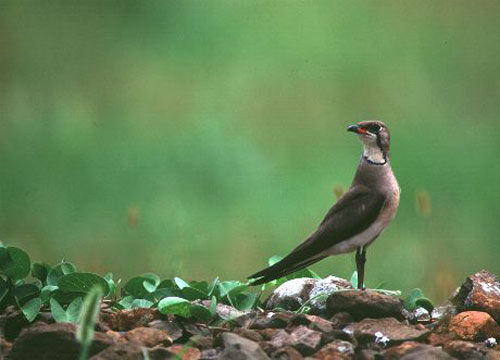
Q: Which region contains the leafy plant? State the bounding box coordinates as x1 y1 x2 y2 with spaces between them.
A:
404 288 434 311
77 286 103 360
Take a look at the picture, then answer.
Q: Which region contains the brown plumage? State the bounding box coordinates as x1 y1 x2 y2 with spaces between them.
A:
248 121 400 289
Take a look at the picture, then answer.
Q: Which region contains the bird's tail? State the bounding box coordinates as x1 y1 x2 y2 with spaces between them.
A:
248 254 326 286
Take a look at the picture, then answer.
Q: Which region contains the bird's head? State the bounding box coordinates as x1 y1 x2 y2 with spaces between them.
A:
348 121 390 165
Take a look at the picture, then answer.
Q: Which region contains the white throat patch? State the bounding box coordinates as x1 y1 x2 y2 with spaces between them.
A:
363 142 386 164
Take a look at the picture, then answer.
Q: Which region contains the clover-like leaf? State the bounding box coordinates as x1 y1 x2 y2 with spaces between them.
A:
57 272 109 295
47 262 76 286
21 297 41 322
158 297 192 318
0 247 31 280
404 288 434 311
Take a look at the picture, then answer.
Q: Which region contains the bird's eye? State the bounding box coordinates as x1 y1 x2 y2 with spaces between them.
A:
367 125 380 134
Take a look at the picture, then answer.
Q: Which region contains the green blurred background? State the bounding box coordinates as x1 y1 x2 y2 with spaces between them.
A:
1 1 500 302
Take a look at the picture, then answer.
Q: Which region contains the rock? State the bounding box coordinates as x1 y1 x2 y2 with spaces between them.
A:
431 303 457 322
108 308 162 331
329 312 354 329
412 307 431 323
219 332 270 360
272 346 304 360
443 340 487 360
249 312 292 330
259 328 281 340
89 343 143 360
288 326 322 356
327 290 403 320
288 314 334 333
399 345 454 360
200 348 218 360
165 344 201 360
268 326 321 356
451 270 500 322
382 341 422 359
10 323 114 360
189 335 214 349
125 326 173 347
0 306 30 341
148 319 183 341
448 311 500 341
266 278 318 311
233 328 263 342
266 276 352 313
309 340 354 359
343 317 429 346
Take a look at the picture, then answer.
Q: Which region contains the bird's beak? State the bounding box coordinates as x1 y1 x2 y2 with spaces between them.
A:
347 125 366 134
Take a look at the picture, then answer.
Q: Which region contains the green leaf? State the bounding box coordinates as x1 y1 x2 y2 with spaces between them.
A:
158 297 192 318
66 297 83 323
0 277 8 304
174 277 208 301
218 281 248 298
190 304 212 322
103 273 120 298
130 299 154 309
21 297 41 322
0 247 31 280
117 295 134 309
231 292 259 311
47 262 76 286
144 287 178 302
41 285 59 302
404 288 434 311
208 277 219 297
142 273 160 293
209 296 217 317
32 262 51 284
58 272 109 295
13 283 40 304
50 297 68 323
350 271 358 288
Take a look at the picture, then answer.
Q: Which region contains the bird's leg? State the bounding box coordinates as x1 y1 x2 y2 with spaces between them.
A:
355 247 367 290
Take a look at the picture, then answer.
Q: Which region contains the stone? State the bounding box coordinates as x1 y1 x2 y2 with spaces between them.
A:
0 306 30 341
189 335 214 349
109 308 162 331
288 326 322 356
343 317 429 346
200 348 218 360
329 312 353 329
451 270 500 322
382 341 422 359
249 312 292 330
219 332 270 360
327 290 404 320
165 344 201 360
265 276 352 313
89 343 143 360
10 323 114 360
448 311 500 341
399 345 454 360
309 340 354 359
125 326 173 347
259 328 281 340
431 303 457 322
233 328 263 342
443 340 487 360
289 314 334 333
272 346 304 360
148 319 183 341
413 307 431 323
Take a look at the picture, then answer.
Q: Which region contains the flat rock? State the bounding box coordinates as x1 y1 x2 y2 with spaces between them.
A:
451 270 500 322
165 344 201 360
249 312 293 330
268 326 322 356
443 340 488 360
308 340 354 359
382 341 422 359
148 319 183 341
266 276 352 313
399 344 454 360
343 317 429 346
10 323 114 360
89 343 144 360
219 332 270 360
288 314 334 333
125 326 173 347
107 308 162 331
327 290 404 320
272 346 304 360
448 311 500 342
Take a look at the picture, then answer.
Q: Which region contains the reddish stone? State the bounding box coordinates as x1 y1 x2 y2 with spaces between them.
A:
166 344 201 360
310 340 354 359
382 341 422 359
125 326 173 347
448 311 500 341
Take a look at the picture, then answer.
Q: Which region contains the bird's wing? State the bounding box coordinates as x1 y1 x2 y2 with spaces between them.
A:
249 185 386 284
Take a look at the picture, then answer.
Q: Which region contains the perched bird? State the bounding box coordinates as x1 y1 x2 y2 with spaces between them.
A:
248 121 400 289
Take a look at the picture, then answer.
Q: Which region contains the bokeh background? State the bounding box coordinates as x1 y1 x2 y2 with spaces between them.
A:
1 1 500 302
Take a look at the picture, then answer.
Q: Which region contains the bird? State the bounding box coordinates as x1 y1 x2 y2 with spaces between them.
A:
248 121 400 290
